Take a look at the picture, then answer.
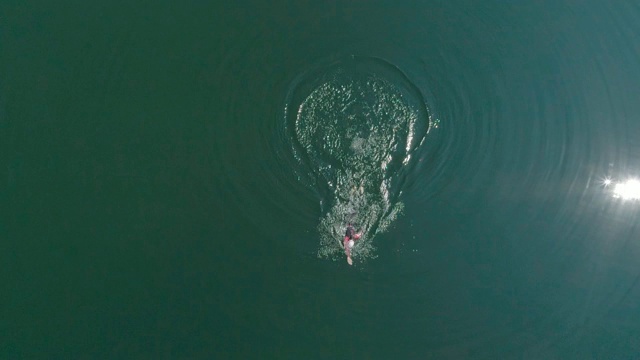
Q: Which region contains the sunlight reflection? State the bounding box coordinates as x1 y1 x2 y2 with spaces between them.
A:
613 179 640 200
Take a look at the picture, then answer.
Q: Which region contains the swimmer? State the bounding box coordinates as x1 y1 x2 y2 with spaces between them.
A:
343 223 362 265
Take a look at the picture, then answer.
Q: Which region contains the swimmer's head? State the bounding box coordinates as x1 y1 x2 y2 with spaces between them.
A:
348 240 355 248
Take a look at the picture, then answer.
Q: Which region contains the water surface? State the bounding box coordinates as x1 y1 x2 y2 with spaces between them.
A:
3 1 640 358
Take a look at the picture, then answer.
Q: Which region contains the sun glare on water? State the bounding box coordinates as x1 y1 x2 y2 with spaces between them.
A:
613 179 640 200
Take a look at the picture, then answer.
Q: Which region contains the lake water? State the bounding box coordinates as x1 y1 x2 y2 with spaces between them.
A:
4 1 640 358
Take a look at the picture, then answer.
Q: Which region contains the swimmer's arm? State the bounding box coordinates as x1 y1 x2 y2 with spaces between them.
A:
343 236 350 250
343 236 353 265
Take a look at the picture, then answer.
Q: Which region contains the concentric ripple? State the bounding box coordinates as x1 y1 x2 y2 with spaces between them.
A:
283 56 433 262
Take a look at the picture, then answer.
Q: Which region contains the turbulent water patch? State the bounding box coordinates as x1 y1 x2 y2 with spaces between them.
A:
284 56 431 263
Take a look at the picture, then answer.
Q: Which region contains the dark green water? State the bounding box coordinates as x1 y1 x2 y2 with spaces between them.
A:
4 1 640 358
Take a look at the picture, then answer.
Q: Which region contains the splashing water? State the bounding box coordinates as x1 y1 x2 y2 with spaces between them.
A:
285 56 431 263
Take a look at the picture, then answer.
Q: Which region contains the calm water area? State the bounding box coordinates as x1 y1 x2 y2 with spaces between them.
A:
3 1 640 358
